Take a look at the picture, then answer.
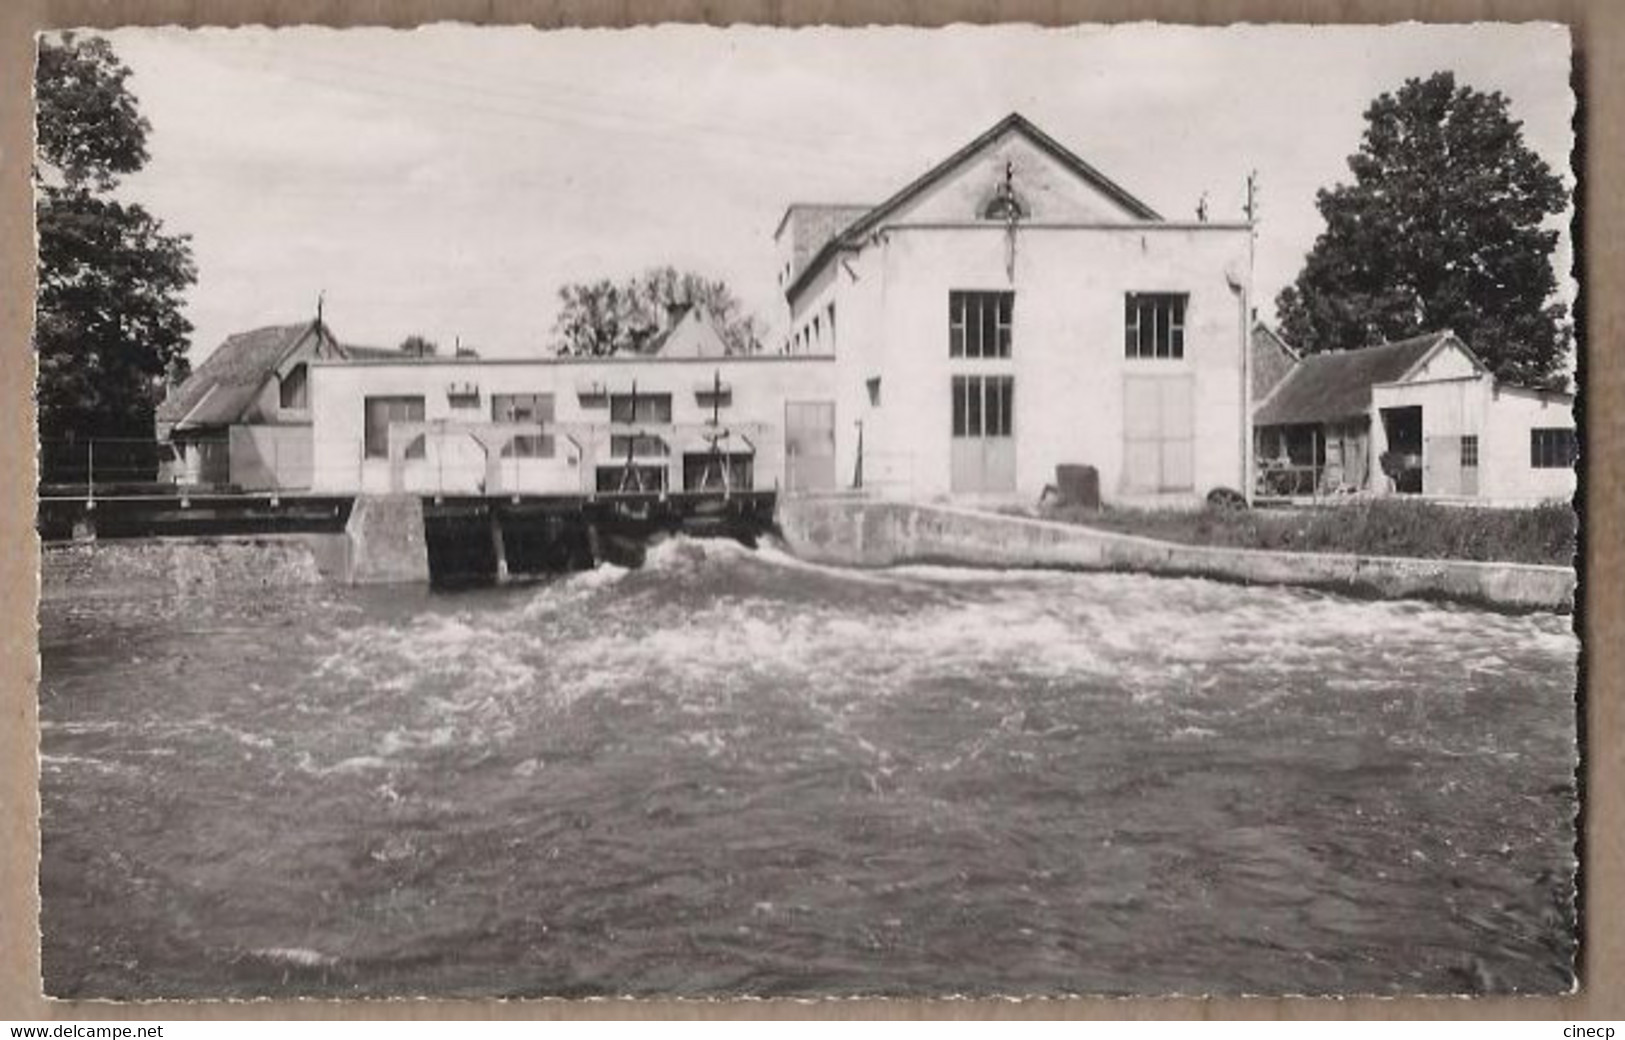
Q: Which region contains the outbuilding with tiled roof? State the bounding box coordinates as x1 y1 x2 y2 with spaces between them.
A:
156 320 398 489
1254 331 1574 503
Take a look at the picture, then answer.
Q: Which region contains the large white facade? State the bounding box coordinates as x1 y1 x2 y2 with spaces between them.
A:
308 355 837 496
779 114 1253 505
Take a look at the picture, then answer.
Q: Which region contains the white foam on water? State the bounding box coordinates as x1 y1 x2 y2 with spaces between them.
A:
295 751 392 776
39 753 133 775
247 947 338 968
273 539 1578 790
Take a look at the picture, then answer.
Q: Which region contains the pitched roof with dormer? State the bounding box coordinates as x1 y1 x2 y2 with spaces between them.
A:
157 321 397 432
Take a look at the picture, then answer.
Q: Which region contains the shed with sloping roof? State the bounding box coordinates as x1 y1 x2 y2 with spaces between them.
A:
156 320 398 489
1254 330 1574 502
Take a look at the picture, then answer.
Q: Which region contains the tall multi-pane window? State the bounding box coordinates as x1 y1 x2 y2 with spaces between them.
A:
949 291 1014 359
1125 293 1188 359
1460 435 1479 468
363 396 426 459
1530 427 1577 468
492 393 555 458
609 392 673 424
951 375 1015 438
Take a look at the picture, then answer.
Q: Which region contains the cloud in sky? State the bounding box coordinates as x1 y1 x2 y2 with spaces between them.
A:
93 22 1574 363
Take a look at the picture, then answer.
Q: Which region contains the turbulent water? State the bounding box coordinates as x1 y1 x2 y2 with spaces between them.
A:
38 537 1579 998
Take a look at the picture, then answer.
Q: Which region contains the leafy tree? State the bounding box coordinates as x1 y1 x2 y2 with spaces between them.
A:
399 334 438 357
1276 71 1570 388
35 32 196 478
551 266 765 357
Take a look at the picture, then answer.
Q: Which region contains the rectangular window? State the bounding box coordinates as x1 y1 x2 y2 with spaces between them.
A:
363 395 425 459
609 433 670 458
609 392 673 424
596 464 668 494
492 393 555 458
682 452 755 491
949 291 1014 359
951 375 1014 438
1125 293 1188 359
1530 427 1576 469
1460 434 1479 468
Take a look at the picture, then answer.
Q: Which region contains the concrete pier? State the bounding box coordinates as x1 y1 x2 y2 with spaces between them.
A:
776 496 1576 612
345 494 431 584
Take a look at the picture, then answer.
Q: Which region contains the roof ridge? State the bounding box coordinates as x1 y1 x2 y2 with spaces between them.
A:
784 112 1160 302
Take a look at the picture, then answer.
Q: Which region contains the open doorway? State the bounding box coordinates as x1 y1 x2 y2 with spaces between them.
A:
1379 406 1423 494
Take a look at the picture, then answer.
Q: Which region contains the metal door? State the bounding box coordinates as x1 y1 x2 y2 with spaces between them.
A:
950 375 1016 494
1425 435 1461 496
785 401 836 491
1122 375 1194 493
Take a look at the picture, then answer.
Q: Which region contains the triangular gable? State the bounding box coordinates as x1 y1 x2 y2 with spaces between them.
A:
159 321 335 430
863 118 1160 230
649 308 730 359
1391 331 1488 384
787 113 1159 301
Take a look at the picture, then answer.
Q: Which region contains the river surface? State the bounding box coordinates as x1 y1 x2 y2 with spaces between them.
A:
38 537 1578 999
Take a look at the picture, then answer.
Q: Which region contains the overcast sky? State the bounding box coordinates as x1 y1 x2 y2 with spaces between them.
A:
91 22 1574 363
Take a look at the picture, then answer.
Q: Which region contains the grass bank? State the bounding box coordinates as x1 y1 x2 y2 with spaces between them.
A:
1023 498 1576 568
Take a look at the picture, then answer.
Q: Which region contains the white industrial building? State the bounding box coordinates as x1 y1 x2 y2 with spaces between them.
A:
173 113 1263 505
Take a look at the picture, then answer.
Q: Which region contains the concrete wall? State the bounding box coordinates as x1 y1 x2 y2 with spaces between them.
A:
776 496 1575 612
309 355 838 495
1479 385 1577 502
229 424 313 490
811 223 1251 504
345 494 429 583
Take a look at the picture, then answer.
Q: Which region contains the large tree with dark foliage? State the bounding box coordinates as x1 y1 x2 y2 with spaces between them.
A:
1276 71 1570 388
35 33 196 479
552 266 765 357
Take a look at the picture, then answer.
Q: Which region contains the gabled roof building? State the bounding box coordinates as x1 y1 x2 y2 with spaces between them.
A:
1253 330 1575 502
156 320 398 489
775 111 1253 501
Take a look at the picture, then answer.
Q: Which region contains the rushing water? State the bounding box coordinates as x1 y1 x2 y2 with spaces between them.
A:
38 537 1578 999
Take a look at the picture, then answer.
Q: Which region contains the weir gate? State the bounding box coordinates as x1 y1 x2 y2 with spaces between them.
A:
38 486 779 586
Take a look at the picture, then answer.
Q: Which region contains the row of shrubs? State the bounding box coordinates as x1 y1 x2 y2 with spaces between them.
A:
1038 497 1577 567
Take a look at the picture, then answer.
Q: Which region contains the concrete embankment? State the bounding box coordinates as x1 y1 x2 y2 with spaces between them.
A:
776 496 1576 613
40 534 346 598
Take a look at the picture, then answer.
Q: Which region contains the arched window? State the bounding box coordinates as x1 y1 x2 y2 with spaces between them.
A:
280 363 309 410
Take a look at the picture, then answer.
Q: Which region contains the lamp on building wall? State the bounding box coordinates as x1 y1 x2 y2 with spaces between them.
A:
983 160 1026 283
